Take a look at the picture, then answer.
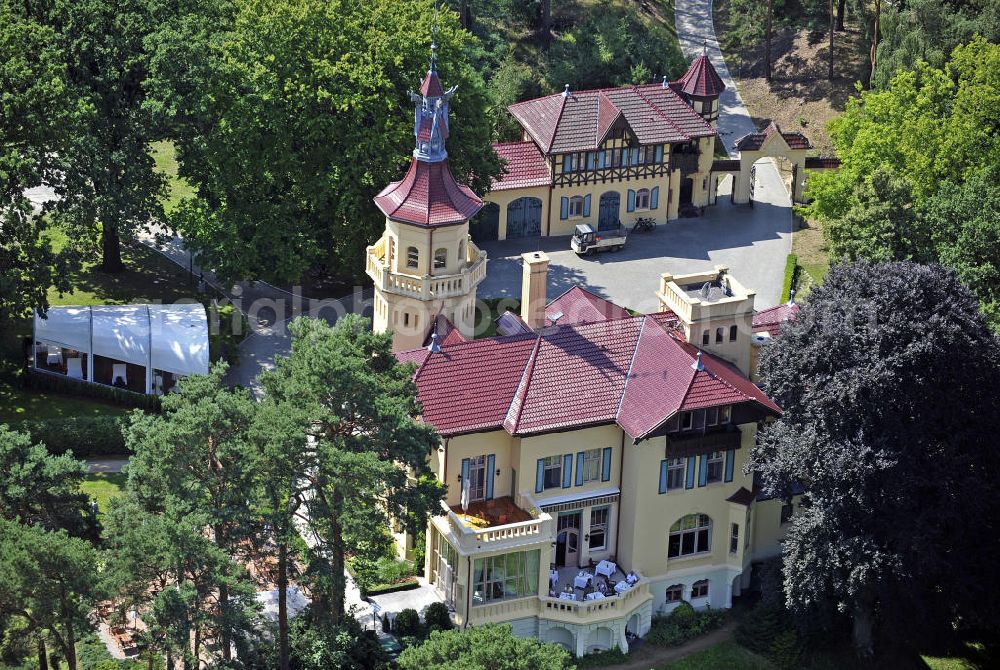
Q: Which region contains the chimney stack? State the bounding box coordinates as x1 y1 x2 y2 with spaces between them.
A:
520 251 550 330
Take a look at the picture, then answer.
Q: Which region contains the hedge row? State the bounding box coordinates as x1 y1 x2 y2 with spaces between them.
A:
16 416 129 458
26 370 161 411
781 254 800 303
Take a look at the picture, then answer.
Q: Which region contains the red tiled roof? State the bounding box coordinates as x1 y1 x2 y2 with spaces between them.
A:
735 121 811 152
492 141 552 191
545 286 633 326
507 82 716 155
420 68 444 98
402 300 779 438
374 159 483 227
676 53 726 98
396 347 430 367
752 302 801 338
423 314 468 348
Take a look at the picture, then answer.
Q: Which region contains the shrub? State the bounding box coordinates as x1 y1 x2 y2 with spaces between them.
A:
735 597 804 669
576 647 628 668
381 612 392 632
17 416 128 457
26 371 161 411
394 608 423 639
424 602 453 632
668 601 696 628
781 254 799 303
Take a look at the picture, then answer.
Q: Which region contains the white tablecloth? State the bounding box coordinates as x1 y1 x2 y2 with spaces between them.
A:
573 572 593 589
585 591 606 601
558 591 576 601
614 581 632 594
595 560 617 578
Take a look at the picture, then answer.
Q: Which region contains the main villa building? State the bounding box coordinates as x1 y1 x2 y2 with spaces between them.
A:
367 46 802 656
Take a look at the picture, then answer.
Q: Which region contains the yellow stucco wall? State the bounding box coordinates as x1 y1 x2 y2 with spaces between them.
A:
487 186 552 241
617 425 757 583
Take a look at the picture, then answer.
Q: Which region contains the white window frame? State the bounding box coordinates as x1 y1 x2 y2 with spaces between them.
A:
691 579 709 599
543 455 562 490
569 196 585 218
666 458 685 491
665 584 683 603
668 514 712 559
635 188 651 210
706 451 724 484
729 523 739 554
589 506 609 550
582 448 602 483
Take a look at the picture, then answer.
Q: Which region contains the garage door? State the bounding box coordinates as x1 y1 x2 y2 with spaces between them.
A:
506 197 542 238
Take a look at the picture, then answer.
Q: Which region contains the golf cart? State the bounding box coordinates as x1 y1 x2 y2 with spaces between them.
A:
571 223 627 256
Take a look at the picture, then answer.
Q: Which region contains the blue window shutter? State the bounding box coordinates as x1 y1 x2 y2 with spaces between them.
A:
650 186 659 210
686 457 696 489
724 449 735 483
659 460 668 494
655 145 663 163
601 447 612 482
486 454 496 499
562 454 573 488
627 189 636 212
583 194 592 217
632 147 640 164
560 197 569 220
535 458 545 493
586 152 596 170
698 454 709 487
576 452 585 486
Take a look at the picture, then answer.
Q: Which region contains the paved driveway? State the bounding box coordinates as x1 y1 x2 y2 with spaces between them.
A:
477 171 792 312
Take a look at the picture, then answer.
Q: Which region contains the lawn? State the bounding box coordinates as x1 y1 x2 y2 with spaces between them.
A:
80 472 127 516
658 641 774 669
151 139 196 214
791 217 831 297
0 381 127 425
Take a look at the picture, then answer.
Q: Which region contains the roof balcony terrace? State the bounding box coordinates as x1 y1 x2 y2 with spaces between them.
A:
433 493 554 556
365 237 487 301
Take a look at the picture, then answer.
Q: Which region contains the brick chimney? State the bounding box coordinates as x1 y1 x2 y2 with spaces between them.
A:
520 251 549 330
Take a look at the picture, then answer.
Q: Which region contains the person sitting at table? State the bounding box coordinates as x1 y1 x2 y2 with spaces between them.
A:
113 376 127 388
626 570 639 585
549 586 557 598
562 584 574 595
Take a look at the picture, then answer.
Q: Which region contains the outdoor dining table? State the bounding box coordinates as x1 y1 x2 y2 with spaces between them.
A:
595 560 617 578
558 591 576 601
573 571 593 589
614 580 632 594
584 591 606 601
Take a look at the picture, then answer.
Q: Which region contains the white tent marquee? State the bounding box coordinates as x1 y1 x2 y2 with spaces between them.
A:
33 303 210 394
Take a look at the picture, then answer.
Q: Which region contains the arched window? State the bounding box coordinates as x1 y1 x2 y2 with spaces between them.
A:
569 195 585 217
434 248 447 270
458 240 466 263
729 324 738 341
406 246 419 269
665 584 684 603
388 237 396 265
668 514 712 558
635 188 650 210
702 330 710 345
691 579 709 599
715 327 724 343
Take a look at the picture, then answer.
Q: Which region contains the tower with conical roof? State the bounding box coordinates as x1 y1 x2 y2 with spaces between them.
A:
367 40 487 352
676 45 726 126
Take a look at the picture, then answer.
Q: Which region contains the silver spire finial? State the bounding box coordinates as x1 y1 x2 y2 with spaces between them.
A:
703 39 708 55
691 351 705 371
788 289 797 305
562 84 570 97
430 0 439 71
662 74 668 88
428 331 441 353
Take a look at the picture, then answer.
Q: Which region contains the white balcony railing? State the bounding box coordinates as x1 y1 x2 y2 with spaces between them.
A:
365 239 487 301
437 497 553 555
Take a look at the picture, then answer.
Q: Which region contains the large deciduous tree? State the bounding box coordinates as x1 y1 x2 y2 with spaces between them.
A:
20 0 168 273
397 623 573 670
0 1 78 319
0 426 89 534
0 520 101 670
261 315 444 627
748 261 1000 658
154 0 500 286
